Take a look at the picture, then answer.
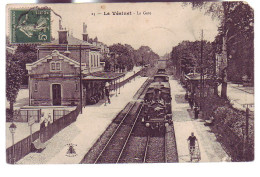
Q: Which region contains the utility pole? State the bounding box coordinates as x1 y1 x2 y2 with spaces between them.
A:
200 30 204 117
142 55 144 68
242 103 253 161
213 48 218 95
79 45 82 114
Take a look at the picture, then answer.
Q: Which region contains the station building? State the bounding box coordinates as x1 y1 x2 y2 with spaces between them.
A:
26 23 124 107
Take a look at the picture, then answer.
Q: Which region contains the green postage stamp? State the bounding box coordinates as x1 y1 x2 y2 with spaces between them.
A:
10 8 51 43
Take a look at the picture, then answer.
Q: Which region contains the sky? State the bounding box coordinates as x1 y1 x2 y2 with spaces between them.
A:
6 3 220 56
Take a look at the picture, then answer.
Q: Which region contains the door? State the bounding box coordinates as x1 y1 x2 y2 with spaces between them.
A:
52 84 61 106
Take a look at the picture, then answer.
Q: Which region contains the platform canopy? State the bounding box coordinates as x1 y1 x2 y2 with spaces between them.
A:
185 73 211 81
82 71 125 81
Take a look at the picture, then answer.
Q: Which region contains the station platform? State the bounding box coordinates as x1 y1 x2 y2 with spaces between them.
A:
17 76 147 164
169 79 230 162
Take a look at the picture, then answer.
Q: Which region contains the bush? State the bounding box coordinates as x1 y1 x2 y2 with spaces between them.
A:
213 106 254 161
6 109 13 122
199 93 254 161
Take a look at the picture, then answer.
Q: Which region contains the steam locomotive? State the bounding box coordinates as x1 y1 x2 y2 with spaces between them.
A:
142 68 173 131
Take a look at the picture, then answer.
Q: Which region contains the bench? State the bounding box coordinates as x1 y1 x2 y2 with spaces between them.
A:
31 139 46 153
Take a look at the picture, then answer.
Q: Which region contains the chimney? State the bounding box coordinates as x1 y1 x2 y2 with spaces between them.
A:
58 28 68 44
82 34 88 42
59 19 62 30
82 22 88 42
64 45 71 57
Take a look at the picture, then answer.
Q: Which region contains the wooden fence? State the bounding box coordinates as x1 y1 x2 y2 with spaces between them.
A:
6 104 81 164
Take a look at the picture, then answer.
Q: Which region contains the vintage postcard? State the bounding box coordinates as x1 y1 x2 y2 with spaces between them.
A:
5 2 254 164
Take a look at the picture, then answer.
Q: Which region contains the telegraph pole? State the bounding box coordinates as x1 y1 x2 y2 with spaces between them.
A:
200 30 204 116
213 47 218 95
242 103 253 160
79 45 82 114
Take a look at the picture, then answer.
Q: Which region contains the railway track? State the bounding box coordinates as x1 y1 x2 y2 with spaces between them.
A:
118 123 167 163
81 75 178 164
143 133 166 163
94 102 143 163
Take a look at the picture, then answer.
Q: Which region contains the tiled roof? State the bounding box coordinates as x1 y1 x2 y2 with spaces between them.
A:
51 35 92 45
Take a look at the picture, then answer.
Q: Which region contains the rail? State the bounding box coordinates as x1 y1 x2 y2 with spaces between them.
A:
94 102 137 164
116 104 143 163
143 135 150 163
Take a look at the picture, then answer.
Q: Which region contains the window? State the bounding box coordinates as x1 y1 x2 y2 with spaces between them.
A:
56 63 61 70
51 63 56 70
91 55 93 67
94 55 96 67
34 82 38 92
50 61 61 71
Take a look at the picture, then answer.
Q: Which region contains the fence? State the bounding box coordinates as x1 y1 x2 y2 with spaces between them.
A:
109 69 145 91
18 109 41 123
53 109 71 121
6 104 81 164
12 109 41 123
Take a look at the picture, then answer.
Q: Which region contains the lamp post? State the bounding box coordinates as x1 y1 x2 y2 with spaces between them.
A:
9 122 17 164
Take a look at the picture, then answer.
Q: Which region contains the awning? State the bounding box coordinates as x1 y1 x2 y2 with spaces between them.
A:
185 73 211 81
82 72 125 81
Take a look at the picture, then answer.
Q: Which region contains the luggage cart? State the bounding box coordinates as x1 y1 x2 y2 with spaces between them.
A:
188 142 201 162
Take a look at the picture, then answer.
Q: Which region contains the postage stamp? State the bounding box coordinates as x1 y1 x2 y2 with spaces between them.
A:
10 8 51 43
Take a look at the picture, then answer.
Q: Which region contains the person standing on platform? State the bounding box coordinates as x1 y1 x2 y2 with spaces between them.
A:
104 82 111 106
48 112 53 124
194 105 199 119
39 112 47 143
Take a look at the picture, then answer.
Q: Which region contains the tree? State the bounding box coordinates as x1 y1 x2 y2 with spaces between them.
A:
13 44 37 85
187 1 254 97
109 43 159 71
136 46 159 67
109 43 133 71
170 40 213 76
6 52 24 116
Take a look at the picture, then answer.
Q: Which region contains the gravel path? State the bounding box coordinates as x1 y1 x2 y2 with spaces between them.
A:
145 135 165 163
